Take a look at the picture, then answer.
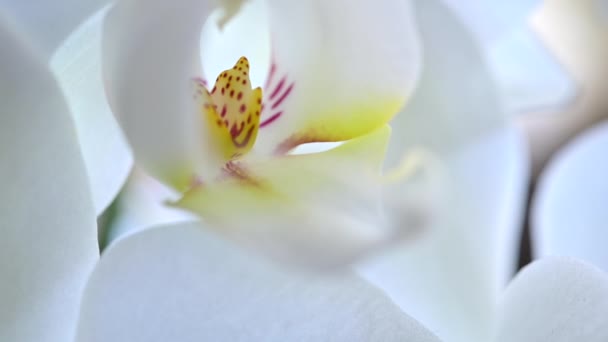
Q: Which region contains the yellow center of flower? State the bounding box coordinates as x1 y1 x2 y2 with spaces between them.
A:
194 57 263 160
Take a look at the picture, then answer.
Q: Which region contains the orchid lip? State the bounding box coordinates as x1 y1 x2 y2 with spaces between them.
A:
194 56 299 163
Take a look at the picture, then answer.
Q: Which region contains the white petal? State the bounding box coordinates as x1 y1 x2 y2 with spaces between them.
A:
361 128 528 342
385 2 510 166
254 0 421 153
0 0 110 58
102 0 218 190
496 257 608 342
532 122 608 271
76 223 440 342
441 0 540 44
438 1 574 114
487 26 576 113
0 17 98 342
51 7 133 214
359 2 529 341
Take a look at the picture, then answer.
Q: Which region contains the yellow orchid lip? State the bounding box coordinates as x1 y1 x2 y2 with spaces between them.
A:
194 57 264 161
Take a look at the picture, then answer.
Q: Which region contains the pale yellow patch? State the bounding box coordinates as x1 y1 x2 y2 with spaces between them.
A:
277 97 404 153
172 125 392 217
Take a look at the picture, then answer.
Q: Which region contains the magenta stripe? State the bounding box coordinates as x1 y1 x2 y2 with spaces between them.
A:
269 77 286 100
260 111 283 128
265 63 277 89
271 83 294 110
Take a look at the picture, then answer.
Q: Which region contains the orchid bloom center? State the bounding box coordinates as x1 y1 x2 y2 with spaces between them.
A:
194 57 263 160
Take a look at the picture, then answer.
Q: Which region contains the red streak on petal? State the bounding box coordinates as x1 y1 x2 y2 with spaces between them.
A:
271 83 294 110
269 77 286 100
260 111 283 128
265 63 277 89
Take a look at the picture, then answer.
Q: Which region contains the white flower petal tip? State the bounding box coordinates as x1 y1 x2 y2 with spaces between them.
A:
496 257 608 342
51 6 133 214
532 121 608 271
0 17 98 342
76 223 441 342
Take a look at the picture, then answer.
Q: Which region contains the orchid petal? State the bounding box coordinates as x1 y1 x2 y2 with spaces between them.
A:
0 0 109 58
51 7 133 214
359 2 529 342
441 0 540 44
487 26 575 114
0 17 98 342
174 126 422 266
440 1 574 114
361 128 528 342
76 223 441 342
254 0 421 154
532 122 608 272
102 0 221 190
496 257 608 342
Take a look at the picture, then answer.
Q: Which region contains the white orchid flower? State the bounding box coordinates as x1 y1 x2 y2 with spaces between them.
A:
46 0 530 339
4 0 608 341
60 1 575 341
97 0 433 266
0 11 440 342
0 21 442 341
